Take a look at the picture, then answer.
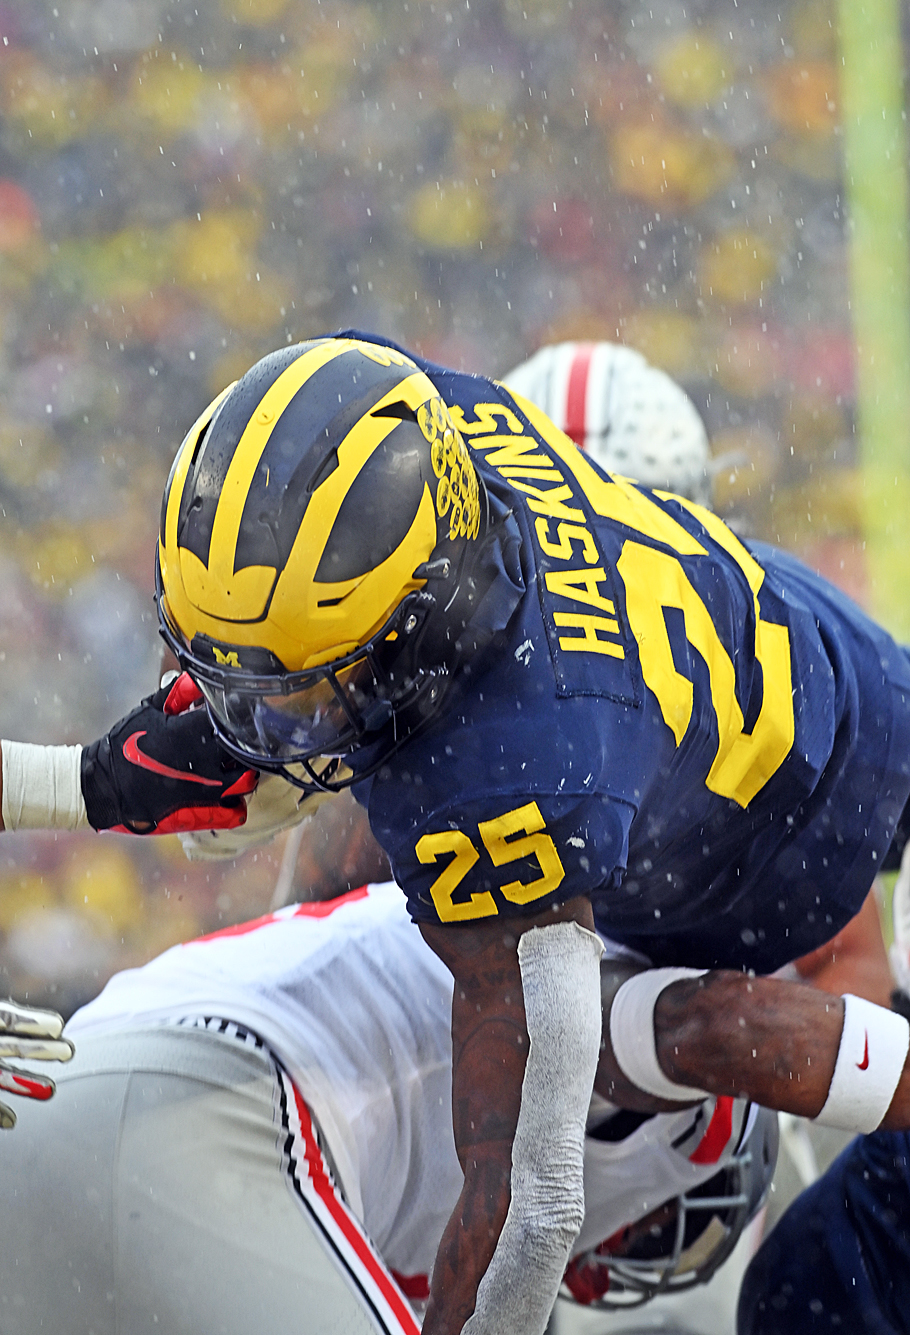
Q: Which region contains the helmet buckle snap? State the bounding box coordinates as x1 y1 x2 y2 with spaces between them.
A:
414 557 452 582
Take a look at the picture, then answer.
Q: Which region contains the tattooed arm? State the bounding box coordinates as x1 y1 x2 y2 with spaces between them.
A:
595 962 910 1129
415 922 910 1335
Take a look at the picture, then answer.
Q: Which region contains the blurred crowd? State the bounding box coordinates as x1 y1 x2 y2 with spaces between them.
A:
0 0 893 1011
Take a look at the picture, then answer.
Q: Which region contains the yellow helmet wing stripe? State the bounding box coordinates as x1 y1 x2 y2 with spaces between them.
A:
179 340 366 623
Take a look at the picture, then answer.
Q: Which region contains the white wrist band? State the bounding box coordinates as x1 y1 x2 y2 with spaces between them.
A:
609 967 710 1102
1 741 88 831
813 993 909 1133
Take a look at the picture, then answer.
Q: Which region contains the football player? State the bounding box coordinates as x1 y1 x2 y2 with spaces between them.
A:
5 332 910 1335
735 841 910 1335
0 876 815 1333
114 338 894 1008
736 1122 910 1333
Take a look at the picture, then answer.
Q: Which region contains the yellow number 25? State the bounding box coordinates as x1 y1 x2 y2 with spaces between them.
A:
415 801 566 923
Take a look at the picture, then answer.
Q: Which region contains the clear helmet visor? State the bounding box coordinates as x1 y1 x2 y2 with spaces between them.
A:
198 654 388 764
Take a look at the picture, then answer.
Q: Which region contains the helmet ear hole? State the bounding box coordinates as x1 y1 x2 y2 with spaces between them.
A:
372 400 420 424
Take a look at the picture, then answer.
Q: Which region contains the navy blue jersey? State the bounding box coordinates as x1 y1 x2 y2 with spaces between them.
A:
738 1130 910 1334
350 339 910 973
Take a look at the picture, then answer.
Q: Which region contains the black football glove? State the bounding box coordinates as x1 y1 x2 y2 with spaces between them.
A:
81 673 257 835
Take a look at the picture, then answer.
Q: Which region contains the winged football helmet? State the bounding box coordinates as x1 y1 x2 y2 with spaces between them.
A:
157 335 516 791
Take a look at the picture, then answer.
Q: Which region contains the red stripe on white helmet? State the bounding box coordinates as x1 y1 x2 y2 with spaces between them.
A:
503 340 713 505
565 343 595 451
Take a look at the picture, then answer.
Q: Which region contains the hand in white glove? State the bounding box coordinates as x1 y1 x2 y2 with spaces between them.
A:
178 770 345 861
0 999 74 1128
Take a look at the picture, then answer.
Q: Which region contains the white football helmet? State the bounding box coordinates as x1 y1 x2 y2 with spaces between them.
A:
502 341 713 506
561 1105 779 1310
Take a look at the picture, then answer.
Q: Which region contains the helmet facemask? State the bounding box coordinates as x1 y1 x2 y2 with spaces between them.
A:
157 549 481 791
561 1105 779 1311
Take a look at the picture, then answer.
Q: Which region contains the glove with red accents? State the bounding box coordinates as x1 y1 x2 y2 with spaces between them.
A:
0 998 74 1129
80 673 257 835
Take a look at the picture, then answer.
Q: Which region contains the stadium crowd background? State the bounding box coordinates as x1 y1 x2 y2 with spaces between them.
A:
0 0 903 1016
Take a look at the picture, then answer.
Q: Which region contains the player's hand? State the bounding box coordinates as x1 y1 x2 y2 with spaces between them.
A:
0 998 74 1129
178 769 348 861
80 673 258 835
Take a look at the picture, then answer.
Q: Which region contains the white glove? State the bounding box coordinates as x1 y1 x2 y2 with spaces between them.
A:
0 998 74 1128
177 770 344 861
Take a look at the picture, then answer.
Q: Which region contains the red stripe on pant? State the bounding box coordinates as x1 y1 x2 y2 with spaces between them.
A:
289 1079 422 1335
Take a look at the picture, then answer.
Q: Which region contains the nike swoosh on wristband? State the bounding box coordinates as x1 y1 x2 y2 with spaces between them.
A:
857 1032 870 1071
122 731 222 787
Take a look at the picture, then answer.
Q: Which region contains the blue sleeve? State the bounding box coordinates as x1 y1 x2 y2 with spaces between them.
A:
368 789 633 926
737 1131 910 1335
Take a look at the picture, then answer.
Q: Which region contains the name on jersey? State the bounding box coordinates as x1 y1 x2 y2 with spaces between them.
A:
451 399 634 700
445 387 797 820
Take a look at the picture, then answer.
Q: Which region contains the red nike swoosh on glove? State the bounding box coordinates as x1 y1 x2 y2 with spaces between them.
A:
122 731 223 787
857 1032 870 1070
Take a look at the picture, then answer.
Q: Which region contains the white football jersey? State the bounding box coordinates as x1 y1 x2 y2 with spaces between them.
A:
68 882 749 1284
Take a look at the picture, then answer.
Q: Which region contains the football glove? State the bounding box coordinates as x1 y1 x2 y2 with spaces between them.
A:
80 673 257 835
177 769 339 861
0 998 74 1129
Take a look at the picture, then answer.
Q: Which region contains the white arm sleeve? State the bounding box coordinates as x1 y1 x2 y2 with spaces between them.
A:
1 741 88 831
462 920 604 1335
